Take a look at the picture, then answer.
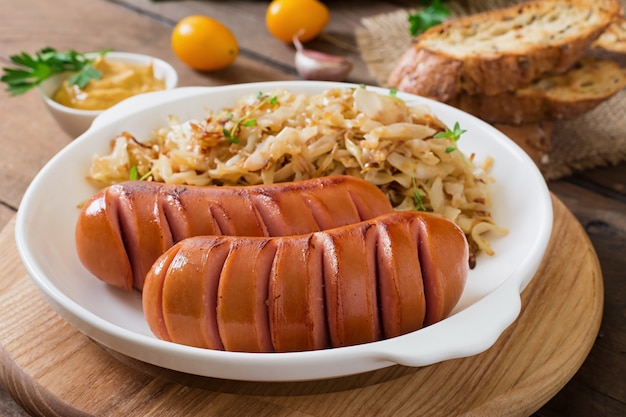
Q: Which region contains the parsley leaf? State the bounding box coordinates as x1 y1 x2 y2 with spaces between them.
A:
224 92 278 144
1 47 111 96
408 0 451 37
129 165 139 181
434 121 466 153
129 165 152 181
67 64 101 88
412 178 426 211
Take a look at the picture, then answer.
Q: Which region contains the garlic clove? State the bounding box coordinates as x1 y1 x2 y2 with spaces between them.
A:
293 36 353 82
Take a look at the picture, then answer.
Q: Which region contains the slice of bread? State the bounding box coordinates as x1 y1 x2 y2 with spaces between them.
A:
592 15 626 55
589 15 626 66
387 0 621 101
450 58 626 124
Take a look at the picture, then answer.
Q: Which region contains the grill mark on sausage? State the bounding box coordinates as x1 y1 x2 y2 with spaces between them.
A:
317 222 381 348
106 190 132 291
347 189 372 222
217 239 277 352
309 234 332 350
132 187 173 290
158 186 187 243
375 221 394 339
160 237 230 350
364 223 383 343
250 190 318 237
379 213 427 338
200 240 230 350
314 232 341 347
115 185 144 290
300 192 333 231
143 243 180 343
308 235 330 350
207 201 229 236
248 193 271 237
415 215 469 326
268 235 328 352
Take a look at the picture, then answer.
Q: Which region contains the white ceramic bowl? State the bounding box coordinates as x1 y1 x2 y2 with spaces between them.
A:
38 51 178 138
16 81 553 381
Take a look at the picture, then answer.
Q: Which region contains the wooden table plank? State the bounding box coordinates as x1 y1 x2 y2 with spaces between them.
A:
540 180 626 417
113 0 403 85
0 91 71 212
569 164 626 200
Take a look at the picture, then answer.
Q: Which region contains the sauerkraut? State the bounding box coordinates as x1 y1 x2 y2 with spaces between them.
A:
88 86 507 264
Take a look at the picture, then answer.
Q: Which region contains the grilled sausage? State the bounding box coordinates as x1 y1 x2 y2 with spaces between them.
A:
269 235 328 352
75 175 394 292
142 210 469 353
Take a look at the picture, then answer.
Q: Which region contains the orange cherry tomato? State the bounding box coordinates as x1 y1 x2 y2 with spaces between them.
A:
171 15 239 71
266 0 330 43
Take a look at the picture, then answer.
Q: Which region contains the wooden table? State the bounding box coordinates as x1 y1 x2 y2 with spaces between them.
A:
0 1 624 416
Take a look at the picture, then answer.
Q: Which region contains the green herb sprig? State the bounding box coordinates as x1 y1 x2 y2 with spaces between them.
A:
129 166 152 181
434 121 466 153
412 178 426 211
1 47 110 96
223 91 278 144
388 87 404 103
408 0 451 37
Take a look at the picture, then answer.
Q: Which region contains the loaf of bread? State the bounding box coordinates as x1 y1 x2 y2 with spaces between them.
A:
450 58 626 124
387 0 621 101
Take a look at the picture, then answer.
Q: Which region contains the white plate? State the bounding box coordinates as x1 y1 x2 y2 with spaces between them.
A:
15 81 553 382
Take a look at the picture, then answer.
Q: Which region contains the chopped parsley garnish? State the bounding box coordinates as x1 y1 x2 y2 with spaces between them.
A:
223 92 278 144
412 178 426 211
434 121 466 153
129 166 152 181
1 47 111 96
408 0 451 37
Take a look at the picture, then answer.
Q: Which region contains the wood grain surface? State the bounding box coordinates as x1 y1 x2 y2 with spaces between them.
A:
0 195 603 417
1 1 625 415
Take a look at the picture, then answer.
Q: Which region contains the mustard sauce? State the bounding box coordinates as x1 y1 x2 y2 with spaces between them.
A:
53 57 166 111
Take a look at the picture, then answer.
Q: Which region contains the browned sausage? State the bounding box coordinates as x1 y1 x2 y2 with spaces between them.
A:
152 237 230 350
314 224 381 348
376 217 426 339
416 214 469 325
269 235 328 352
75 175 394 292
217 239 277 352
143 210 469 353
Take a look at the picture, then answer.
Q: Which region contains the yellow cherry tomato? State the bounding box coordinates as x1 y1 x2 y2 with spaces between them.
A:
266 0 330 43
171 15 239 71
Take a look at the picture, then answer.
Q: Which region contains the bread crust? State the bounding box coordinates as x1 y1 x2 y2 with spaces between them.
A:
450 59 626 124
387 0 621 100
591 15 626 55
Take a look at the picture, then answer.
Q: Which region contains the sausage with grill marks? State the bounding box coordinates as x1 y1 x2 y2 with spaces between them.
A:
142 210 469 353
75 175 394 292
269 235 328 352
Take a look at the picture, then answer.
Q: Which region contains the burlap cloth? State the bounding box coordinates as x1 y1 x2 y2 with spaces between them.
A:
354 0 626 180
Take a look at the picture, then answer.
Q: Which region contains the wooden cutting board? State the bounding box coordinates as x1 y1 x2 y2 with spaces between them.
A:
0 195 603 417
